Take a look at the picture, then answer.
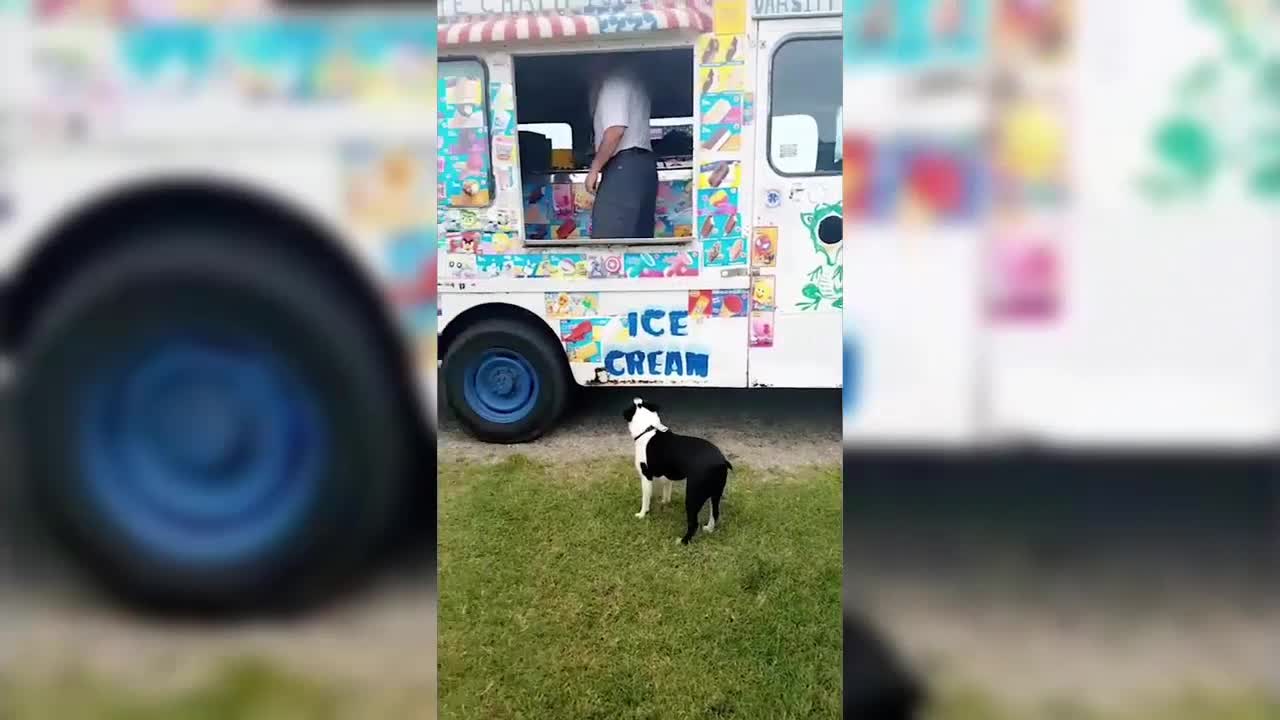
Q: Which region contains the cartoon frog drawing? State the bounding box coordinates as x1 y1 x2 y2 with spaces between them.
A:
797 202 843 311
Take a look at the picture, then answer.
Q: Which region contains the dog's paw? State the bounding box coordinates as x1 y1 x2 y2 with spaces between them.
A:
676 537 686 545
703 523 715 532
635 511 648 519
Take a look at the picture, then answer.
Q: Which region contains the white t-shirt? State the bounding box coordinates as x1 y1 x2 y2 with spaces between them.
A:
593 70 652 154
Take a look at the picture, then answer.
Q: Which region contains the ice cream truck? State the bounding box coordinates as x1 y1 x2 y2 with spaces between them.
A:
0 3 437 608
437 0 843 443
841 0 1280 451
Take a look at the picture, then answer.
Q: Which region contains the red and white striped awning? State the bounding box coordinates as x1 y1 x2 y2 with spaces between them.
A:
439 0 712 46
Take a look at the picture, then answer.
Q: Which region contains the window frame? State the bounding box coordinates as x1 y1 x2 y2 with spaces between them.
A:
765 33 843 178
517 121 575 152
438 55 497 209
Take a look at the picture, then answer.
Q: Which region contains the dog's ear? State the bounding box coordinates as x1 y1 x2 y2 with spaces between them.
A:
642 401 661 414
623 405 637 422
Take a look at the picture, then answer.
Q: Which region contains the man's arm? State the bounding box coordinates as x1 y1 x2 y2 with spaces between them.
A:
587 77 633 192
592 127 627 172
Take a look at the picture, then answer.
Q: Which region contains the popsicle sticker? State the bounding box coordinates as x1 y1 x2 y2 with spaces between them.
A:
478 231 517 254
702 237 747 266
854 0 897 50
688 290 715 319
987 229 1061 322
546 291 600 318
553 217 585 240
552 183 575 217
712 290 750 317
445 76 483 105
570 184 594 212
699 66 745 95
996 0 1072 63
698 213 741 240
699 160 741 189
749 311 774 348
560 318 608 363
698 33 745 66
882 138 984 224
699 92 744 127
525 182 553 223
698 187 739 217
700 123 742 153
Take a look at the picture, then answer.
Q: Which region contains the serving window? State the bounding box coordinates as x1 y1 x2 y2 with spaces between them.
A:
512 48 695 245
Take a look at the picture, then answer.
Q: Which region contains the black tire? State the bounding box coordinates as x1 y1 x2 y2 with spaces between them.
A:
14 220 410 613
442 317 571 444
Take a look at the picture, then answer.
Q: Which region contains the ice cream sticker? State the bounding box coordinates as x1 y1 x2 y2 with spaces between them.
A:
701 237 748 267
751 226 778 268
561 318 610 363
545 291 600 318
624 251 700 278
699 65 745 95
846 0 988 64
877 138 985 225
987 226 1061 322
344 144 435 234
751 276 776 312
700 121 743 154
995 93 1069 208
698 213 741 241
996 0 1072 64
688 289 749 319
698 187 739 217
749 312 774 348
700 92 744 127
699 160 741 190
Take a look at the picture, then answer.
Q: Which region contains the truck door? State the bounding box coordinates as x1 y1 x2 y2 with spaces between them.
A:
748 17 843 387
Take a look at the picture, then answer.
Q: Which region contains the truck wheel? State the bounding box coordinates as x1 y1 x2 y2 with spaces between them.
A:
14 222 409 612
443 317 570 443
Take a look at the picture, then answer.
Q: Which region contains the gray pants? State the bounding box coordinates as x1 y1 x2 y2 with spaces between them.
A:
590 148 658 239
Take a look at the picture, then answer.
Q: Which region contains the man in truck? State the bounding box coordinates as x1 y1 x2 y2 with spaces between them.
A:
585 58 658 240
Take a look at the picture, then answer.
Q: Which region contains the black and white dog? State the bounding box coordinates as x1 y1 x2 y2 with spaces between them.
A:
844 610 925 720
624 397 732 545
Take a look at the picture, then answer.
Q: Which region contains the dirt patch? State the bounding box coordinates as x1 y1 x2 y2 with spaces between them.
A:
863 580 1280 708
3 576 435 702
440 387 841 469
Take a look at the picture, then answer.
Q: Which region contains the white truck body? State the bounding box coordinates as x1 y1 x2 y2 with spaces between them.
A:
437 0 844 389
0 5 438 412
842 0 1280 450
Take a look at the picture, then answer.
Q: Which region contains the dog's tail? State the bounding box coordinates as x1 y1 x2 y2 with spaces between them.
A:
724 459 734 473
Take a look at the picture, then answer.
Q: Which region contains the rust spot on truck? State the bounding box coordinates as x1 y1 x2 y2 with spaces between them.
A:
586 368 685 386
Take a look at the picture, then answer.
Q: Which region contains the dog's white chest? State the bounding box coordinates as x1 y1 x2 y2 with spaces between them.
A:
633 433 653 476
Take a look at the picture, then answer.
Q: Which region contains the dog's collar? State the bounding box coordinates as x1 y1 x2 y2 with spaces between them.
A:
633 425 659 441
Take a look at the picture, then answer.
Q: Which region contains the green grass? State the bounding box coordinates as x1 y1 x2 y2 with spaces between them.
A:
438 455 843 720
4 665 1273 720
930 685 1280 720
0 657 433 720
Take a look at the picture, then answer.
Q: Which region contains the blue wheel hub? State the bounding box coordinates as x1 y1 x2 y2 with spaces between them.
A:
79 337 326 567
843 336 860 419
462 349 540 424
